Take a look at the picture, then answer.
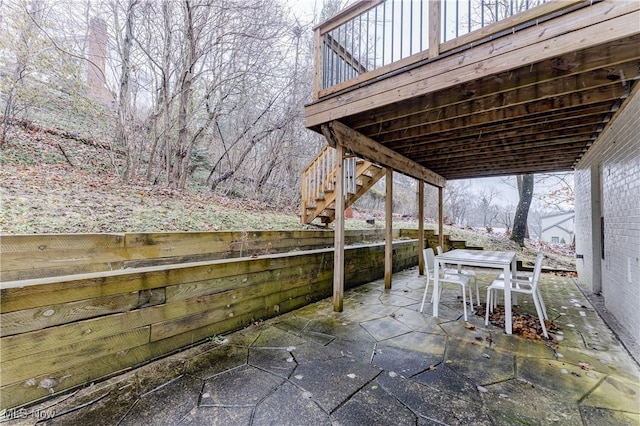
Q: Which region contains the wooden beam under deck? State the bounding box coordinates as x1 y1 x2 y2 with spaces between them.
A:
356 66 638 142
345 35 640 132
327 121 446 188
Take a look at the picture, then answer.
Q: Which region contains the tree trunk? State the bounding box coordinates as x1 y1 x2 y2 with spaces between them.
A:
115 0 136 182
511 174 534 246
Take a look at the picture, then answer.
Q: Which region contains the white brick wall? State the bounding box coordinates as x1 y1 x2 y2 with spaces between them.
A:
575 90 640 345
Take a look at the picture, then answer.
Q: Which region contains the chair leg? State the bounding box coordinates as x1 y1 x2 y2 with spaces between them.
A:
473 276 480 306
537 288 548 320
532 293 549 339
485 288 491 325
461 284 468 321
419 277 430 313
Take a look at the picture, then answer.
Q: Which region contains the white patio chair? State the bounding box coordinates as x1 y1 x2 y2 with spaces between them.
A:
485 251 548 338
420 248 472 321
437 246 479 306
494 252 547 318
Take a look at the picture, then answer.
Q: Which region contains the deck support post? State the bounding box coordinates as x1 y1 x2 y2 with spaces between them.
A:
385 167 393 289
438 186 444 249
332 142 345 311
418 180 424 275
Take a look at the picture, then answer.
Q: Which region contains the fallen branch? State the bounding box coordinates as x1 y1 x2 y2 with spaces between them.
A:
57 143 74 167
5 116 125 155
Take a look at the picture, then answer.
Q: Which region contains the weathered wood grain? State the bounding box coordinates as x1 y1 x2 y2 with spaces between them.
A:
1 230 392 281
1 327 150 385
0 343 152 409
0 292 140 336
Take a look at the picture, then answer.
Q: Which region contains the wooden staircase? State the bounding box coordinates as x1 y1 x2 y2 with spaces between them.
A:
301 145 385 225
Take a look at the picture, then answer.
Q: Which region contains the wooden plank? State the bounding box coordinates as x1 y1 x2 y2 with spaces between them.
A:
0 229 402 281
329 120 446 188
164 258 330 303
152 270 335 342
1 327 150 386
393 119 602 159
333 143 345 312
431 144 589 170
314 0 384 34
305 1 640 127
346 37 640 131
381 100 617 149
406 129 598 162
0 292 140 336
0 343 152 410
578 78 640 167
439 0 585 53
1 233 129 281
147 310 262 360
360 65 638 141
1 307 160 362
0 233 126 254
151 292 269 342
385 167 393 289
0 252 326 312
444 162 579 180
412 131 593 160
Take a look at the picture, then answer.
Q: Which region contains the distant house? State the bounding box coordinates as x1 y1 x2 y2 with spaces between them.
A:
540 211 574 244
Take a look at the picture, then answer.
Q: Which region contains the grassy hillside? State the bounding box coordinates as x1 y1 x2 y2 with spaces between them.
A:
0 121 575 270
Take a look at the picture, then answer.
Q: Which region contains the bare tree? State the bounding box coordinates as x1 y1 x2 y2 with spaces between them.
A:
476 187 500 230
496 204 514 235
444 180 472 226
112 0 137 181
511 174 534 246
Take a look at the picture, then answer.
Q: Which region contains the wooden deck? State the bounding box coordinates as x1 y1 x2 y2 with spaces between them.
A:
305 0 640 183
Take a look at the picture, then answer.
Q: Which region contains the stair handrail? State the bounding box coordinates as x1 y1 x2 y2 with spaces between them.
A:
301 145 337 223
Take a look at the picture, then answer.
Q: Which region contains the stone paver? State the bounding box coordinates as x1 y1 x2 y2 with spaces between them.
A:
7 268 639 425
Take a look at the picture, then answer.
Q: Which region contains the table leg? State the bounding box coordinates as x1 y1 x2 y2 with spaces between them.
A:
432 260 440 317
503 264 512 334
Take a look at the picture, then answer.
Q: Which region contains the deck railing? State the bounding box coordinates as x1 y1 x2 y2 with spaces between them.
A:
313 0 586 99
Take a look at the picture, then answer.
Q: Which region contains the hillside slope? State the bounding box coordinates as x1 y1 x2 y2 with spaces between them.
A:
0 123 575 270
1 125 305 233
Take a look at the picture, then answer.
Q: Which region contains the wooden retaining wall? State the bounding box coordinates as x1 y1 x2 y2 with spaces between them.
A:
0 238 419 409
0 229 462 282
1 229 413 281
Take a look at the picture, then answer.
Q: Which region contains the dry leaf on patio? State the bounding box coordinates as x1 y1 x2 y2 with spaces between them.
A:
464 322 476 330
579 362 593 370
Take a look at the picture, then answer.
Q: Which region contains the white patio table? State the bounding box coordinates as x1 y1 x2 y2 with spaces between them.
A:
433 249 517 334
